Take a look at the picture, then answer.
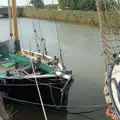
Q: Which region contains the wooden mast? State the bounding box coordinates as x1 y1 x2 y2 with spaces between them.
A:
11 0 21 55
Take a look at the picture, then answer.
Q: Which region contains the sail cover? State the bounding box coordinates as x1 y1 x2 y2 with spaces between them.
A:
0 40 14 54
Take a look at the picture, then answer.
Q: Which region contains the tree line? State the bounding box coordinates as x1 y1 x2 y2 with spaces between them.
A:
30 0 119 11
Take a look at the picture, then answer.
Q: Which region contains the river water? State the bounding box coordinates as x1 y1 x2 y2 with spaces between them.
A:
0 18 108 120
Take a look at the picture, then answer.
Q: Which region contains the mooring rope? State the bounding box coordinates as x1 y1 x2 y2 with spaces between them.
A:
3 96 107 109
0 83 62 90
31 60 48 120
49 81 60 107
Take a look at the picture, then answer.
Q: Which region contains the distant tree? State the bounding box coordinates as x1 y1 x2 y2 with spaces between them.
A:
76 0 96 11
30 0 44 8
58 0 64 9
45 4 57 10
59 0 118 11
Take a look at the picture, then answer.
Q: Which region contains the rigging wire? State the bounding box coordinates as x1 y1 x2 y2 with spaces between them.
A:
25 0 41 52
51 0 66 69
32 19 41 52
8 0 13 39
33 2 48 55
37 17 46 54
37 18 43 38
29 0 47 55
35 18 48 54
17 19 25 49
8 0 14 54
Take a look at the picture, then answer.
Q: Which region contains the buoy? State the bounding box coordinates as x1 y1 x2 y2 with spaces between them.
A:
106 106 118 120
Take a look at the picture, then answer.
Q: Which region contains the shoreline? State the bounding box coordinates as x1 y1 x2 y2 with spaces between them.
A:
17 8 120 28
21 8 99 26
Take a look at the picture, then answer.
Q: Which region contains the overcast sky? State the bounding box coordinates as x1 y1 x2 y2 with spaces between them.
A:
0 0 58 6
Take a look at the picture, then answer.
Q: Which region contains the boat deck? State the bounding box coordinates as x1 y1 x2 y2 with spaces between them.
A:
0 56 28 73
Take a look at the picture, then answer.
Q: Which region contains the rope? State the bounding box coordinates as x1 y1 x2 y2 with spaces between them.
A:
31 60 48 120
0 83 62 90
27 26 48 120
3 96 107 109
67 107 106 115
3 96 107 117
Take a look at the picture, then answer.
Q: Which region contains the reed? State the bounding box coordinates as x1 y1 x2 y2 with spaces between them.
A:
22 8 99 26
21 8 120 27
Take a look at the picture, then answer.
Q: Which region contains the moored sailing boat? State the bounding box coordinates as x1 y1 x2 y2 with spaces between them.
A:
0 0 73 107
